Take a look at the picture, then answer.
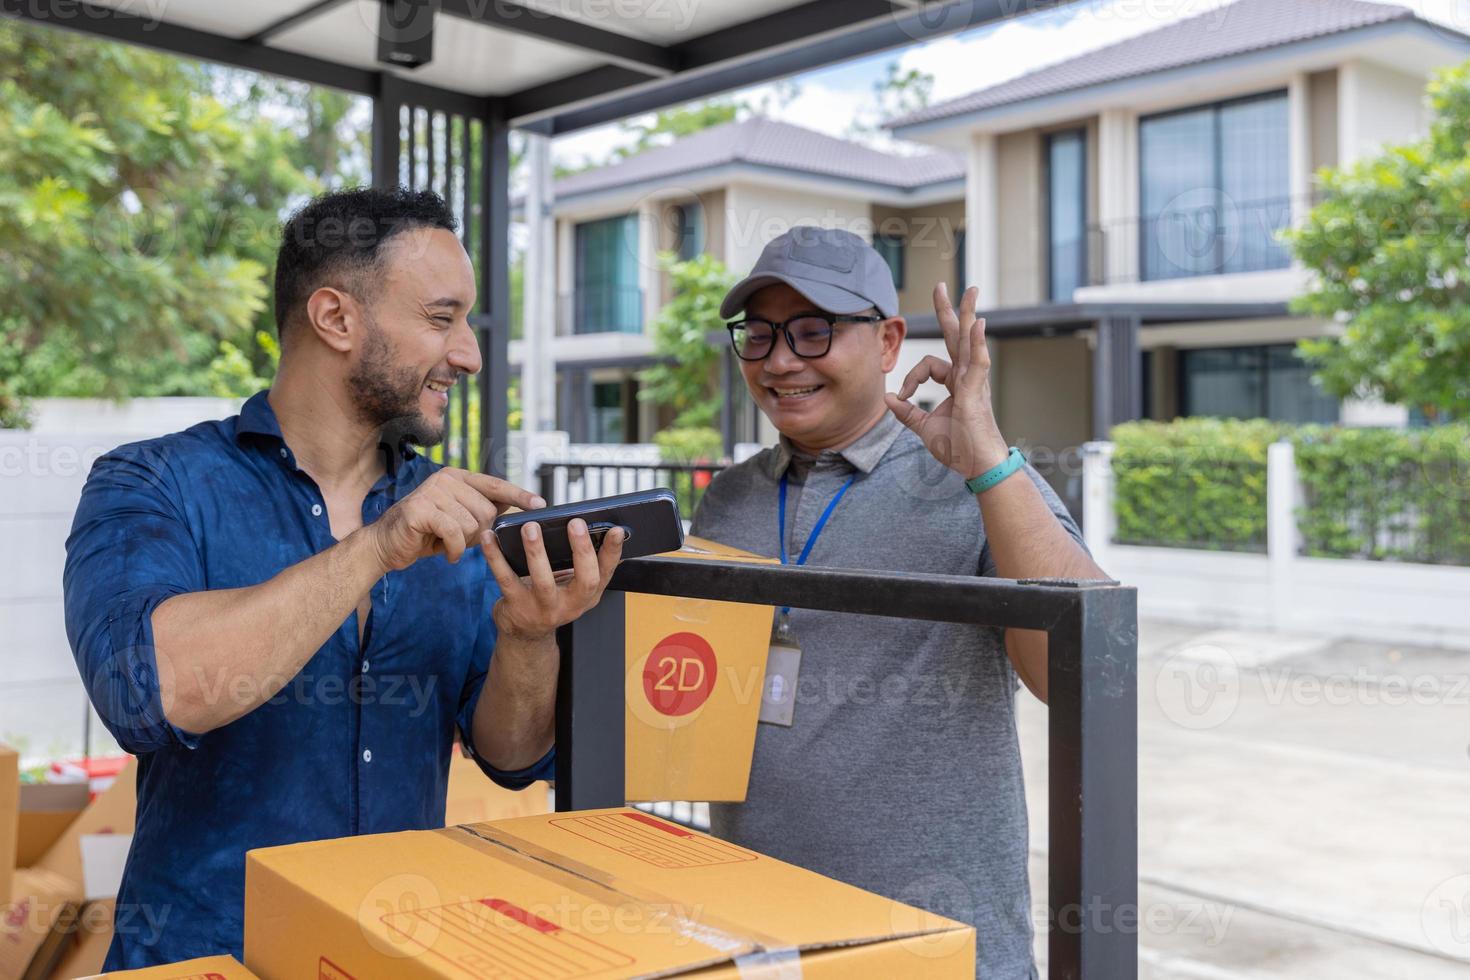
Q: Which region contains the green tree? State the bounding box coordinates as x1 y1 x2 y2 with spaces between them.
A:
1287 60 1470 420
0 23 365 426
637 253 734 447
853 60 935 138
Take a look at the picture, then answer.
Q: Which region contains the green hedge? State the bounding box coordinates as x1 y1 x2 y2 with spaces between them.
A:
1292 424 1470 565
1111 418 1286 552
1111 418 1470 565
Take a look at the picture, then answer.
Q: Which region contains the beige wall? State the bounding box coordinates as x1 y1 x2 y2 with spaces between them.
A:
869 198 965 315
1308 68 1339 174
721 182 873 276
1341 60 1431 162
992 335 1093 456
996 129 1043 307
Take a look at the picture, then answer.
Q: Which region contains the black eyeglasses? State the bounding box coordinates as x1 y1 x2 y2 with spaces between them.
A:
727 312 885 361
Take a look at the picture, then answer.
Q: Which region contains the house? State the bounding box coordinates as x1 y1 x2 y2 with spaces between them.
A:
887 0 1470 467
510 116 965 448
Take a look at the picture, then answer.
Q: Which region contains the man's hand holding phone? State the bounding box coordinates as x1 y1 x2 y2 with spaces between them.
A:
483 517 624 641
366 467 624 642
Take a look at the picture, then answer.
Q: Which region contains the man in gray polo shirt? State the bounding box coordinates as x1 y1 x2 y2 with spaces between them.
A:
690 226 1106 978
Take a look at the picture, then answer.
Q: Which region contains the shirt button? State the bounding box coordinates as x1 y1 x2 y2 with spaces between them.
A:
311 504 323 517
279 447 288 459
362 748 372 763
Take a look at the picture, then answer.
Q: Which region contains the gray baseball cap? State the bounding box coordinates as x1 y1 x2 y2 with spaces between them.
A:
719 226 899 320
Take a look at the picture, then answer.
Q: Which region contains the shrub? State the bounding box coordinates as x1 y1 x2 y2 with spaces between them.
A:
1110 418 1287 552
1292 423 1470 564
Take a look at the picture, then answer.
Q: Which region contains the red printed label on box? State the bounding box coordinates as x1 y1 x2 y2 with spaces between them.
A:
380 899 634 978
642 632 717 717
550 812 757 869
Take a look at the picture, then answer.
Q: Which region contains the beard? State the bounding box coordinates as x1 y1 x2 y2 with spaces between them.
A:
347 317 446 449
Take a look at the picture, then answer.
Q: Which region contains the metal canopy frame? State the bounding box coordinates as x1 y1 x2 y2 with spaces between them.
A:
4 0 1071 472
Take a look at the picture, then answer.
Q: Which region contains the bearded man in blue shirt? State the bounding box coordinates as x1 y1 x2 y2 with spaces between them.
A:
62 187 623 970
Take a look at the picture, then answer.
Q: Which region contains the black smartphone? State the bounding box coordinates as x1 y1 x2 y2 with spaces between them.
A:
491 488 684 577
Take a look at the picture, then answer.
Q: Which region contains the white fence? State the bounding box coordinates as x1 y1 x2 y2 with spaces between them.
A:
1083 441 1470 650
1 398 242 762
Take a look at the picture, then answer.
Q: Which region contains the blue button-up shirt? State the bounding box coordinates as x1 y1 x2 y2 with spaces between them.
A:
62 390 553 970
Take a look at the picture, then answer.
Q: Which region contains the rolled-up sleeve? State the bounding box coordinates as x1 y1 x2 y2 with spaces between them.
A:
63 442 206 754
455 572 556 789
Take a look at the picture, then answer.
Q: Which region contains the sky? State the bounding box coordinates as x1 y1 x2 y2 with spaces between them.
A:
548 0 1470 168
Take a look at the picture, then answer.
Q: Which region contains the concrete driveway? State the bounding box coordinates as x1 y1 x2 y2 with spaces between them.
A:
1021 619 1470 978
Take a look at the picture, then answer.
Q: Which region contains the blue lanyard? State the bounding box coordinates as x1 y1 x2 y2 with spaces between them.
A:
778 472 856 616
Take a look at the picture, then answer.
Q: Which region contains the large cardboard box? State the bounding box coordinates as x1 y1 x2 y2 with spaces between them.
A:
442 755 549 826
78 955 258 979
244 808 973 979
2 745 16 904
625 538 777 803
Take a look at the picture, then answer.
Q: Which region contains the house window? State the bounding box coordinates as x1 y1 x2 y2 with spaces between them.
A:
874 234 905 290
1179 344 1337 423
573 214 642 334
673 202 704 261
1046 128 1087 302
1139 91 1291 281
589 380 625 442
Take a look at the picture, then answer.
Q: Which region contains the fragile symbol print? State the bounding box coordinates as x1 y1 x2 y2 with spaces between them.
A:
642 632 718 717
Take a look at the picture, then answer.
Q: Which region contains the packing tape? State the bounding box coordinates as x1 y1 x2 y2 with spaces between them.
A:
734 947 804 979
447 817 801 967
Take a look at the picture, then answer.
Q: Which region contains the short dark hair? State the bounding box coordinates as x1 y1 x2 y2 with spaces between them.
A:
272 186 457 342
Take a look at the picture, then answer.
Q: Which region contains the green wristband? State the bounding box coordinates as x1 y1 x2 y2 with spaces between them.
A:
965 446 1026 494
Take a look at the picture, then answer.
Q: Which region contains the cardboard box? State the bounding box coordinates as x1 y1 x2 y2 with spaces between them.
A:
0 867 83 980
2 745 16 904
443 755 549 827
16 785 90 871
625 538 778 803
2 760 137 980
244 808 973 979
31 763 136 892
48 898 113 979
77 955 258 979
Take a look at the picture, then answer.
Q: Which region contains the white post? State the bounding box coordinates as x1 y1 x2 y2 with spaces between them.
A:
1267 441 1299 631
966 132 999 308
637 199 660 331
1287 72 1312 229
1082 441 1116 571
522 133 555 435
1097 108 1139 286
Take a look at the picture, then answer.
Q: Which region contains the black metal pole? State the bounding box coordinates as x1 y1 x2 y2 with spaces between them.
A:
554 590 626 810
1046 583 1139 979
370 73 403 189
482 102 511 477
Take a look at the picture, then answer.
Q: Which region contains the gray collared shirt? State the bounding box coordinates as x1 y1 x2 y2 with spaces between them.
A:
691 411 1083 980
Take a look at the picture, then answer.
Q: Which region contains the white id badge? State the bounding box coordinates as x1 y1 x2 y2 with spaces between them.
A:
760 640 801 726
760 611 801 727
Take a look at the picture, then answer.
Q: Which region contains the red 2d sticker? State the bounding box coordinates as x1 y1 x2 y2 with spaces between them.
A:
642 632 717 716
